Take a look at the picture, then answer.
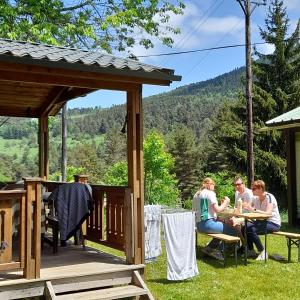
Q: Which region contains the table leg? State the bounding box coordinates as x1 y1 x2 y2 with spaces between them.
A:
264 221 267 263
235 242 238 267
244 219 248 266
223 241 226 268
297 240 300 262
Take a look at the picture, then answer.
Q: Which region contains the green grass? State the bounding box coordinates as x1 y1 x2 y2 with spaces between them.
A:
84 212 300 300
145 218 300 300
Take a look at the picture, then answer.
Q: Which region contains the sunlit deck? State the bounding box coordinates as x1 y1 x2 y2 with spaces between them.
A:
0 244 146 299
0 243 141 283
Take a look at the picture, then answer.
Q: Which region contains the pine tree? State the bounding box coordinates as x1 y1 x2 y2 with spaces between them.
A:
207 0 299 205
167 125 199 204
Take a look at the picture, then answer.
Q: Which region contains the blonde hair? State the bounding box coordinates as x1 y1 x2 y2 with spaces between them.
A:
252 180 265 192
201 177 215 190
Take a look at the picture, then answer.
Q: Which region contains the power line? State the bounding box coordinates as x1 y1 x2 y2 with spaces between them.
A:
182 17 244 79
136 41 267 58
162 0 225 62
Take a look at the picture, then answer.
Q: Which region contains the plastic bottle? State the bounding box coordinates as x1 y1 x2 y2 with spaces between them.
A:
237 198 243 214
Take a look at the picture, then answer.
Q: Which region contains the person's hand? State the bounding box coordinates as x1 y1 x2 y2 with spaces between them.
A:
243 202 252 211
222 196 230 207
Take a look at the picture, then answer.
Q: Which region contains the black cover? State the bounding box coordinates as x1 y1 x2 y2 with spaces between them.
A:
49 182 93 241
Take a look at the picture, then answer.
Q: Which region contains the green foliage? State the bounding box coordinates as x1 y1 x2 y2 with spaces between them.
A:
103 161 128 186
167 125 199 204
144 130 179 206
49 165 85 182
68 142 105 183
205 171 235 204
0 0 184 53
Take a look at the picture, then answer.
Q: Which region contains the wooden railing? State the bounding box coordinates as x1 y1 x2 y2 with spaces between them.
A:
42 179 132 256
0 177 133 280
87 185 131 251
0 178 42 279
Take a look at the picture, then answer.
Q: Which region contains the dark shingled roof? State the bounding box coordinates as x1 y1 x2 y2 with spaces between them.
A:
0 38 181 83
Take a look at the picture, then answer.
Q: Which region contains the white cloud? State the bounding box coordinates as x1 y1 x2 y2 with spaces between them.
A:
284 0 300 11
255 43 275 55
195 16 244 35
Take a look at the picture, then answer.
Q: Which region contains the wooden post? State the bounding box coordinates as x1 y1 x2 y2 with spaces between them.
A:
61 104 67 182
237 0 266 186
126 86 144 264
23 177 42 279
39 116 49 180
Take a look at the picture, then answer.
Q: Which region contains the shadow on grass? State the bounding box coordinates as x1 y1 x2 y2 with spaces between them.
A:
147 278 195 284
196 246 249 268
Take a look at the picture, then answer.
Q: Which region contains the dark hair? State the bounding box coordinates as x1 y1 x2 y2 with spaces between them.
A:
234 176 243 184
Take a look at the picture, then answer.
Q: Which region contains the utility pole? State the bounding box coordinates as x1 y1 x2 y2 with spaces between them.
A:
61 103 67 181
236 0 266 187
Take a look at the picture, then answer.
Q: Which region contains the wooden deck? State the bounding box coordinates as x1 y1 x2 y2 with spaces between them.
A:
0 244 148 299
0 243 141 283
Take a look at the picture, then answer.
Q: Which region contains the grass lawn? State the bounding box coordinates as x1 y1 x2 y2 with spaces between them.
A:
144 214 300 300
88 213 300 300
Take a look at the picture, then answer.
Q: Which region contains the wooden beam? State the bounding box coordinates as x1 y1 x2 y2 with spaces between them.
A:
0 61 173 86
39 116 49 179
39 86 69 117
0 106 39 117
56 88 95 103
0 69 142 91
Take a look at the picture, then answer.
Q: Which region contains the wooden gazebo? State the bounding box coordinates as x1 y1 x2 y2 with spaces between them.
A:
0 38 181 299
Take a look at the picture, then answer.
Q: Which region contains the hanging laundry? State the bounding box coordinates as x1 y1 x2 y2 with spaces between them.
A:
144 205 162 261
162 211 199 280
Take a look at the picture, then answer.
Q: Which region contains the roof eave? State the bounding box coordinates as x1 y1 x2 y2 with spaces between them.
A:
0 54 181 85
260 121 300 132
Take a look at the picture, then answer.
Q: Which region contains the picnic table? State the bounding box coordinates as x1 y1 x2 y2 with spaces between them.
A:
218 210 271 265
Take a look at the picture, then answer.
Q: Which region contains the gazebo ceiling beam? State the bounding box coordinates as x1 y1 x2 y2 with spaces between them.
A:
0 69 141 91
39 86 70 117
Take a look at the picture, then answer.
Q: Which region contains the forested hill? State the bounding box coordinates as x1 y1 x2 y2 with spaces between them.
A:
162 66 244 97
66 66 245 138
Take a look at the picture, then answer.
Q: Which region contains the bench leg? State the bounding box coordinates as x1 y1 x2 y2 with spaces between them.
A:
235 242 238 267
223 241 226 268
287 238 292 263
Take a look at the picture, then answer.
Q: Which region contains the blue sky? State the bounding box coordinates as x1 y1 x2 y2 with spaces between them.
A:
68 0 300 109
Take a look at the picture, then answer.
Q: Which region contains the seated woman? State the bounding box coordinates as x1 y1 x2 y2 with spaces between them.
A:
193 177 237 260
243 179 281 260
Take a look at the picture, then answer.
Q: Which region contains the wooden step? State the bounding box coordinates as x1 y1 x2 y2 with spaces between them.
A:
56 285 148 300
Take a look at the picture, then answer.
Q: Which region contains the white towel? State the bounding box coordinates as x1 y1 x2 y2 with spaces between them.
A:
144 205 162 261
162 212 199 280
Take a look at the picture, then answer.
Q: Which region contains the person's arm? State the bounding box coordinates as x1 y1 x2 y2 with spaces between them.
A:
212 197 230 213
242 201 255 211
192 192 198 212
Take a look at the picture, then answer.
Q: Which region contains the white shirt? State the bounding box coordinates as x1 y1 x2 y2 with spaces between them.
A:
193 189 217 222
252 192 281 226
235 187 253 206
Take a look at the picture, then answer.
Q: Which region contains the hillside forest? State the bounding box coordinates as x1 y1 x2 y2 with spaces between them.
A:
0 1 299 209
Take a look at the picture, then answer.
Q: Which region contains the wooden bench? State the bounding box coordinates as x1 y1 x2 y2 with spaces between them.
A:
196 232 240 267
272 231 300 262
